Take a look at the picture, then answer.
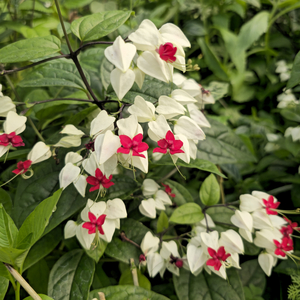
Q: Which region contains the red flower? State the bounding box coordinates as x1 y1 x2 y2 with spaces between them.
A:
139 254 146 262
162 183 175 198
0 132 24 147
274 237 293 257
82 212 106 235
12 160 32 175
153 131 184 155
117 134 149 158
86 168 114 192
206 246 231 271
157 43 177 63
262 195 280 215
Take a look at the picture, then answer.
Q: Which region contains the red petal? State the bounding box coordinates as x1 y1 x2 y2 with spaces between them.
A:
96 214 106 226
137 142 149 152
88 212 97 223
117 147 130 154
89 184 100 192
95 168 103 181
86 176 99 186
119 135 132 148
172 140 183 150
153 148 167 154
82 222 96 234
217 246 225 258
206 258 216 266
165 130 175 142
157 139 168 149
132 134 143 144
12 169 21 175
169 149 184 155
132 150 146 158
102 181 114 189
207 247 216 257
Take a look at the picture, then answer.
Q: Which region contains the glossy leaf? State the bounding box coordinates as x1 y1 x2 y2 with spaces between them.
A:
0 36 60 63
19 59 90 91
71 11 132 41
164 179 194 205
105 218 149 265
0 277 9 300
173 268 245 300
89 286 170 300
85 238 107 263
169 203 204 224
199 174 220 206
197 119 256 164
0 204 18 248
48 249 95 300
16 189 62 249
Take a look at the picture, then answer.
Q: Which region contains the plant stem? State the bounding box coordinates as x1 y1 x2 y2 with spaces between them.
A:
0 55 70 76
120 232 140 248
158 167 178 182
130 258 139 287
5 264 42 300
54 0 73 54
28 117 45 142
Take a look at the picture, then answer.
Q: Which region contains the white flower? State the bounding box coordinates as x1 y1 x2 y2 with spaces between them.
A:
156 96 186 119
139 198 157 219
127 96 156 123
3 111 27 135
140 231 160 256
67 198 127 249
160 241 182 276
219 229 244 254
285 127 300 142
105 36 137 100
0 96 16 117
54 124 85 148
146 252 164 277
258 252 275 276
231 210 253 242
187 103 211 128
27 141 51 164
174 116 206 141
90 110 115 137
142 179 159 197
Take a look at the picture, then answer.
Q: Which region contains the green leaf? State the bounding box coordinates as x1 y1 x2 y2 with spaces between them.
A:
0 188 12 215
237 11 269 51
0 149 29 162
205 81 229 101
89 286 170 300
0 36 61 63
27 259 50 294
48 249 95 300
80 47 105 73
19 59 90 91
23 227 62 271
200 174 220 206
157 211 169 233
0 263 10 280
208 206 234 225
85 238 107 263
165 179 194 205
71 11 132 41
0 247 28 267
173 268 245 300
238 260 266 292
15 189 62 249
153 156 226 178
0 204 18 248
119 268 151 290
105 218 149 265
64 0 94 9
197 119 256 164
0 277 9 300
169 203 204 224
287 51 300 89
107 76 177 104
280 105 300 122
197 38 229 81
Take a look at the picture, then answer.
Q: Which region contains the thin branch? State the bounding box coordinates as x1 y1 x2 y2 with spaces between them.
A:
16 97 94 106
5 264 42 300
54 0 73 54
28 117 45 142
158 167 179 183
0 54 70 76
214 221 238 228
120 232 140 248
130 258 139 287
74 41 114 56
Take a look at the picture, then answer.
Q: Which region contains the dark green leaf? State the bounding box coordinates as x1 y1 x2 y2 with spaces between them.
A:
23 227 62 271
0 188 12 215
100 57 114 90
165 179 194 205
287 51 300 89
197 38 229 81
169 203 204 224
200 174 220 206
71 11 132 41
0 36 61 63
105 218 149 265
27 259 50 294
48 249 95 300
153 156 226 178
197 119 256 164
16 189 62 248
0 277 9 300
19 59 90 91
238 260 266 291
0 204 18 248
119 268 151 290
173 268 245 300
0 263 10 280
89 286 170 300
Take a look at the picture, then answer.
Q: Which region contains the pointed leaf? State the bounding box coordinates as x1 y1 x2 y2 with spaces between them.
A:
200 174 220 206
48 249 95 300
0 277 9 300
0 204 18 249
169 203 204 225
0 36 61 63
71 11 132 41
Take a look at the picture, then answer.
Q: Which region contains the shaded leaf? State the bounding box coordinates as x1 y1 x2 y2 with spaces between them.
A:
200 174 220 206
119 268 151 290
